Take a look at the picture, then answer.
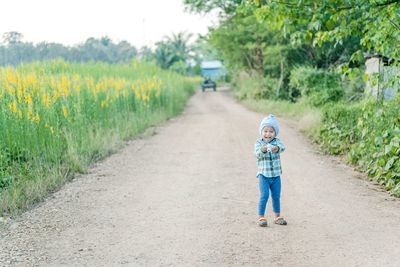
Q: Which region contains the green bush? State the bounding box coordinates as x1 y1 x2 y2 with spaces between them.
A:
316 98 400 196
263 45 309 79
231 71 280 100
263 45 310 100
342 67 366 100
318 102 362 154
290 66 344 106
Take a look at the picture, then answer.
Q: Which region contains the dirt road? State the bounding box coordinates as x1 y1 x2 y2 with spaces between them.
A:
1 88 399 266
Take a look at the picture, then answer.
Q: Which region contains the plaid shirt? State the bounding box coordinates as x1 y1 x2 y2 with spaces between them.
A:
254 138 285 178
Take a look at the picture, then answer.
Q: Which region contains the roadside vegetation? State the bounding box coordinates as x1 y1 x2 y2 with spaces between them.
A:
0 60 198 215
184 0 400 197
0 24 216 216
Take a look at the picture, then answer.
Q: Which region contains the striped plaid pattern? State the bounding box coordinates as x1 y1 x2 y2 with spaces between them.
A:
254 138 285 178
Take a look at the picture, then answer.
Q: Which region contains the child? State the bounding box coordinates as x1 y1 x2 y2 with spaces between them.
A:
254 114 287 227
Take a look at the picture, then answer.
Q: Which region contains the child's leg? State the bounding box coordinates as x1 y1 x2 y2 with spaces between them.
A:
258 174 270 217
270 176 281 218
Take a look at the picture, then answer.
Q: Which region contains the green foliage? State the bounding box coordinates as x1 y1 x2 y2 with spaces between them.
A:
0 32 138 66
0 149 14 189
253 1 400 64
210 11 285 74
231 71 280 100
317 99 400 196
154 32 192 70
170 60 188 75
0 60 198 215
206 4 358 101
318 102 362 154
0 176 13 189
187 0 400 197
263 45 308 78
183 0 241 15
289 66 344 106
192 37 221 61
341 67 366 100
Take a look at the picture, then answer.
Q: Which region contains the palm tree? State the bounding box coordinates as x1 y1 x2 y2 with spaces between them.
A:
154 32 193 69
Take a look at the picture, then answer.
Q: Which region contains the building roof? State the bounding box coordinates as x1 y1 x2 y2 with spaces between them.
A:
364 52 397 65
201 60 223 69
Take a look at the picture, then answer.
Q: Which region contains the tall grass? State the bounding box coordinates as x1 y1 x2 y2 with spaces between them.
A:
0 59 199 215
239 97 321 134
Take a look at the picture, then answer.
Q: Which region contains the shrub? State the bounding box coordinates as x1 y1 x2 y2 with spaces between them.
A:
231 71 280 100
290 66 344 106
263 45 310 100
318 102 363 154
316 98 400 196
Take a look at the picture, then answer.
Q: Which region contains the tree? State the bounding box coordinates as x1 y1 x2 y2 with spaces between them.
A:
138 46 154 61
154 41 176 69
115 41 137 63
154 32 193 70
209 10 286 75
184 0 243 15
2 31 23 45
0 33 138 66
166 32 193 62
252 1 400 61
192 36 221 61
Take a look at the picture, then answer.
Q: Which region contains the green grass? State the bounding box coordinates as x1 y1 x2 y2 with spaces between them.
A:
0 59 199 216
240 98 322 135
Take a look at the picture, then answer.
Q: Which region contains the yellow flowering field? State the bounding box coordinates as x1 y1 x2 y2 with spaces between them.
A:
0 59 198 214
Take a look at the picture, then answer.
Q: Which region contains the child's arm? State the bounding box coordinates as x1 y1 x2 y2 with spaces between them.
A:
255 141 267 159
274 138 285 153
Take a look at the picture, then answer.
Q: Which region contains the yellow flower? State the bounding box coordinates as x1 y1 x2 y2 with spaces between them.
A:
32 113 40 124
25 94 33 106
60 75 70 97
8 87 15 97
9 101 17 113
43 92 51 108
18 109 23 119
17 85 23 103
143 95 150 102
62 105 68 118
5 69 17 86
74 84 81 94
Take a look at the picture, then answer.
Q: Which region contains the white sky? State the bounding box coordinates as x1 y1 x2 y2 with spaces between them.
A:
0 0 216 48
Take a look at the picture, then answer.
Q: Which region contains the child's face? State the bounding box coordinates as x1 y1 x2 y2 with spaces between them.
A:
262 126 276 141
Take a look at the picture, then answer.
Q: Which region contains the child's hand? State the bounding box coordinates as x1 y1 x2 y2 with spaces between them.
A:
271 146 279 153
261 145 268 153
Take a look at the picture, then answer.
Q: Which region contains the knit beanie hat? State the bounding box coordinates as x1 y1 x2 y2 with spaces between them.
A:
259 114 279 136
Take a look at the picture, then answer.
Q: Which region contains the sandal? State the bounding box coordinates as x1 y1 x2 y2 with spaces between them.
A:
274 217 287 225
258 217 268 227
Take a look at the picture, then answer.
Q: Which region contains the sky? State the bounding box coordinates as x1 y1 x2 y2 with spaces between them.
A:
0 0 216 48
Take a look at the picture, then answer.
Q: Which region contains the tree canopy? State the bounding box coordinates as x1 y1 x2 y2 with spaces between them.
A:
252 0 400 61
0 32 138 66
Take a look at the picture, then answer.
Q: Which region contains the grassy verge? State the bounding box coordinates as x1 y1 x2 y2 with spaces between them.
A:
240 98 322 135
236 92 400 197
0 59 199 216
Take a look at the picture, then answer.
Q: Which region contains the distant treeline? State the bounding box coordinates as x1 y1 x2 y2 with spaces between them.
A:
0 32 138 66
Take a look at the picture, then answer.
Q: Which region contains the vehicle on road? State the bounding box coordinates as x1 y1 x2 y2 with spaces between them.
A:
201 78 217 92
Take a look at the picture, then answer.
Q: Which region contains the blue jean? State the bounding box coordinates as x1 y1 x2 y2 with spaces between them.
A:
258 174 281 216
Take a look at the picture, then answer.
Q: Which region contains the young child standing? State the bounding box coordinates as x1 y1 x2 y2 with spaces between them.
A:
255 114 287 227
